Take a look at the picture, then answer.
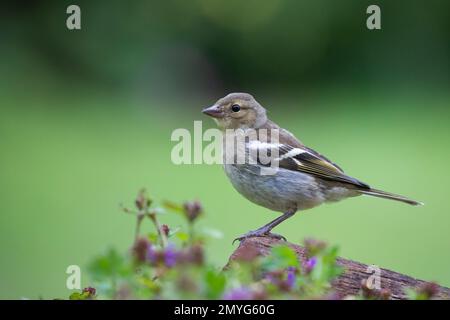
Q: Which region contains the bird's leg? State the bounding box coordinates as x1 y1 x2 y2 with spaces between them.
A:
233 209 297 244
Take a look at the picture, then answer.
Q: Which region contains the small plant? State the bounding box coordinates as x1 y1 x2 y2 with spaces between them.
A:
69 190 440 300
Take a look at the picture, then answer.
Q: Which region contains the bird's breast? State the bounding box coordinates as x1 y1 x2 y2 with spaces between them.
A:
222 163 327 212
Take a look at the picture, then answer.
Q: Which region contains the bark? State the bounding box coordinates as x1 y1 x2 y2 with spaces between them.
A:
228 237 450 300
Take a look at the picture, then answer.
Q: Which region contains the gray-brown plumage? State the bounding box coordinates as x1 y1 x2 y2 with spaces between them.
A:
202 93 422 242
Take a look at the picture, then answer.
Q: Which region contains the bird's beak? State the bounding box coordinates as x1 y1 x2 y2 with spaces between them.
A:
202 105 224 118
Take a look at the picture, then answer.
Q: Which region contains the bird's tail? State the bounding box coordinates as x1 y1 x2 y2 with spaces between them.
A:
359 188 423 206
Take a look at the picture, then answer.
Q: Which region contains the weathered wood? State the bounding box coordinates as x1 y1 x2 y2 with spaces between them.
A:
228 237 450 300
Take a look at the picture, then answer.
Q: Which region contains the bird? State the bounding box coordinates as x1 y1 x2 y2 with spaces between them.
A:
202 92 422 242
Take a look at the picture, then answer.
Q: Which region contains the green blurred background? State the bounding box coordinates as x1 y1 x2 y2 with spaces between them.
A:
1 0 449 299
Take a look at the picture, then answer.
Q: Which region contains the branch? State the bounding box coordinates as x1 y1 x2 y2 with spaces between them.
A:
228 237 450 300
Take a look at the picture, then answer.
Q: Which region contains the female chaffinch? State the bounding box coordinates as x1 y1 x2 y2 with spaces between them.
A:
202 93 422 242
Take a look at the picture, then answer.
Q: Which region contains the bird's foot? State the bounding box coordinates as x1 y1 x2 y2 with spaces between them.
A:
232 229 287 245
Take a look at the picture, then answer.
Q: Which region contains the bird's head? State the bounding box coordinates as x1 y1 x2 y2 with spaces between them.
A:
202 93 267 130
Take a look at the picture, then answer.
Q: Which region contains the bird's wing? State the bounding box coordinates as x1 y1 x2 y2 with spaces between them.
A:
248 141 370 189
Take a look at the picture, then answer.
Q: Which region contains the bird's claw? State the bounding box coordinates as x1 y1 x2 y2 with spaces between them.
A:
232 231 287 245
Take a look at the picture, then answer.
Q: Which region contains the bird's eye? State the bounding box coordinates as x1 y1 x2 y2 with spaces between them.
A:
231 104 241 112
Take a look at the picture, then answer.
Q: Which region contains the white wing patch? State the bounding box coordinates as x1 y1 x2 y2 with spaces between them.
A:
247 140 282 150
247 141 309 163
278 148 306 160
245 140 369 189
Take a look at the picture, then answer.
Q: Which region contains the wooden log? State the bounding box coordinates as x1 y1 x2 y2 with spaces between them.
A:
228 237 450 300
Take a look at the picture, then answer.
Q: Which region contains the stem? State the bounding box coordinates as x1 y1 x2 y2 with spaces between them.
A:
149 213 168 248
134 214 144 243
188 222 194 244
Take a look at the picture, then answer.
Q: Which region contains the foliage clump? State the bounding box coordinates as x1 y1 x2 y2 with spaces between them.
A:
70 190 440 300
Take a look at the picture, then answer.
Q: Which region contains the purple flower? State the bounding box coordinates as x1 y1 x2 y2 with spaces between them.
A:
304 257 317 274
264 270 281 285
264 269 296 292
185 244 204 265
146 245 158 264
164 245 179 267
286 267 296 289
223 287 253 300
132 237 150 262
146 244 179 267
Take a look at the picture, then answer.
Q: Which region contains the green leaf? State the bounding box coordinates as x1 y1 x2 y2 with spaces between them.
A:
147 232 159 244
168 226 181 237
175 231 189 243
87 248 127 281
162 201 184 214
262 245 299 271
69 291 91 300
204 269 227 299
69 292 83 300
309 245 342 285
405 287 420 300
